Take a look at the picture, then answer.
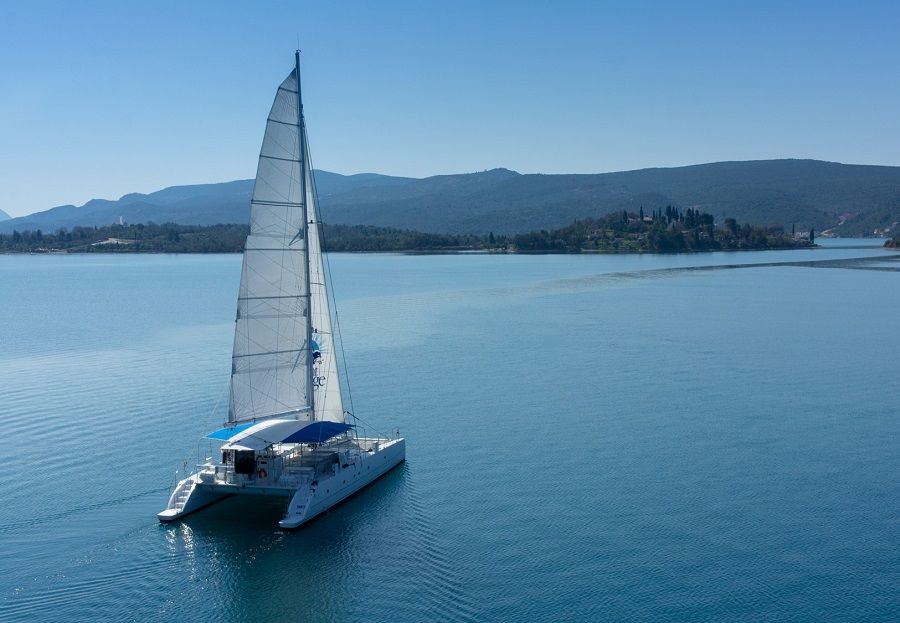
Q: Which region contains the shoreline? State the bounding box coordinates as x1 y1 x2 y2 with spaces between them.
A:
0 243 838 257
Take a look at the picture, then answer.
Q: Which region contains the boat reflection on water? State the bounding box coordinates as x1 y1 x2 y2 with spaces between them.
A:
160 466 423 618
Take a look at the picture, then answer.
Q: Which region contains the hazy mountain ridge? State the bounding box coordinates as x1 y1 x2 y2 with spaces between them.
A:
3 160 899 236
0 208 10 221
317 160 900 235
0 171 416 234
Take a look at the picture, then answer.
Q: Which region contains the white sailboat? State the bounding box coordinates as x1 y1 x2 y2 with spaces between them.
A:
158 52 406 529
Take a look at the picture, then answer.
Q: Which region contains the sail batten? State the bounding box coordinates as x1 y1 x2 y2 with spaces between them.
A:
260 155 302 163
266 118 299 127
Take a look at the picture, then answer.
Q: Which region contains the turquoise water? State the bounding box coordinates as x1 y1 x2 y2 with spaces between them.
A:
1 240 898 622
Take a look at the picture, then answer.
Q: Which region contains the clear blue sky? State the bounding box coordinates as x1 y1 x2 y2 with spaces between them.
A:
2 0 899 217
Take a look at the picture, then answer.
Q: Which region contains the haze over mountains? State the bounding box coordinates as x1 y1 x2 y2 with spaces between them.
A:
3 159 899 237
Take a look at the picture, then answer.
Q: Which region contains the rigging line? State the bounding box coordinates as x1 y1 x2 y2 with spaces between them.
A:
172 379 231 494
344 409 392 442
199 379 231 444
306 131 357 419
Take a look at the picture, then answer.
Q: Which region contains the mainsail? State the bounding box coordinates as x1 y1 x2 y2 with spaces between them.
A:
229 56 343 424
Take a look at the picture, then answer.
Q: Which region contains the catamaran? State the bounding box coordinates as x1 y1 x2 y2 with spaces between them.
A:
158 52 406 529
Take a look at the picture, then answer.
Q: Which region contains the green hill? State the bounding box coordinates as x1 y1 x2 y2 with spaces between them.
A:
3 159 899 236
318 160 900 236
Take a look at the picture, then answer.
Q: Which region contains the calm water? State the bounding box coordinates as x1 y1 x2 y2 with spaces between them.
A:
1 240 898 622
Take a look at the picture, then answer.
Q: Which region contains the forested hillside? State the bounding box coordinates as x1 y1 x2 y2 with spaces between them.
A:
0 210 811 255
3 160 899 236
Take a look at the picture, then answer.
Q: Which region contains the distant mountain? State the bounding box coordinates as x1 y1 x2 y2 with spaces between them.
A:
0 171 413 234
3 160 900 236
319 160 900 236
1 180 254 234
0 208 10 221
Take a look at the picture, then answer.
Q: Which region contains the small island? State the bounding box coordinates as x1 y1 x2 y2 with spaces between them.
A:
506 207 813 253
0 207 814 254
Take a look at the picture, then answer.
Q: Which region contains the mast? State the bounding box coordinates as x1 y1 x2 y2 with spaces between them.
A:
296 50 315 419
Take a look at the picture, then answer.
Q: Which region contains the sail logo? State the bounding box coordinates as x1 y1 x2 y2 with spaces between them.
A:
311 338 325 387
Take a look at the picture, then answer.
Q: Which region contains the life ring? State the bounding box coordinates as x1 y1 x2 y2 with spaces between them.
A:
258 469 268 479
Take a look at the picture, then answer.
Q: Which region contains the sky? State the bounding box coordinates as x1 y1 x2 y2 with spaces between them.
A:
1 0 899 217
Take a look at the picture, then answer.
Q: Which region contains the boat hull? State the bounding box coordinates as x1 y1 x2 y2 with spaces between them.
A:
281 437 405 528
158 438 405 528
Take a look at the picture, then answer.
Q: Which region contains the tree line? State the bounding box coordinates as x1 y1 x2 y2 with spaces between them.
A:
0 223 248 253
510 207 814 253
0 222 491 254
0 209 814 255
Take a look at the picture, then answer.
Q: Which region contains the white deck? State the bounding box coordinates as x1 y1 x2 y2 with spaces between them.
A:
159 436 405 528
